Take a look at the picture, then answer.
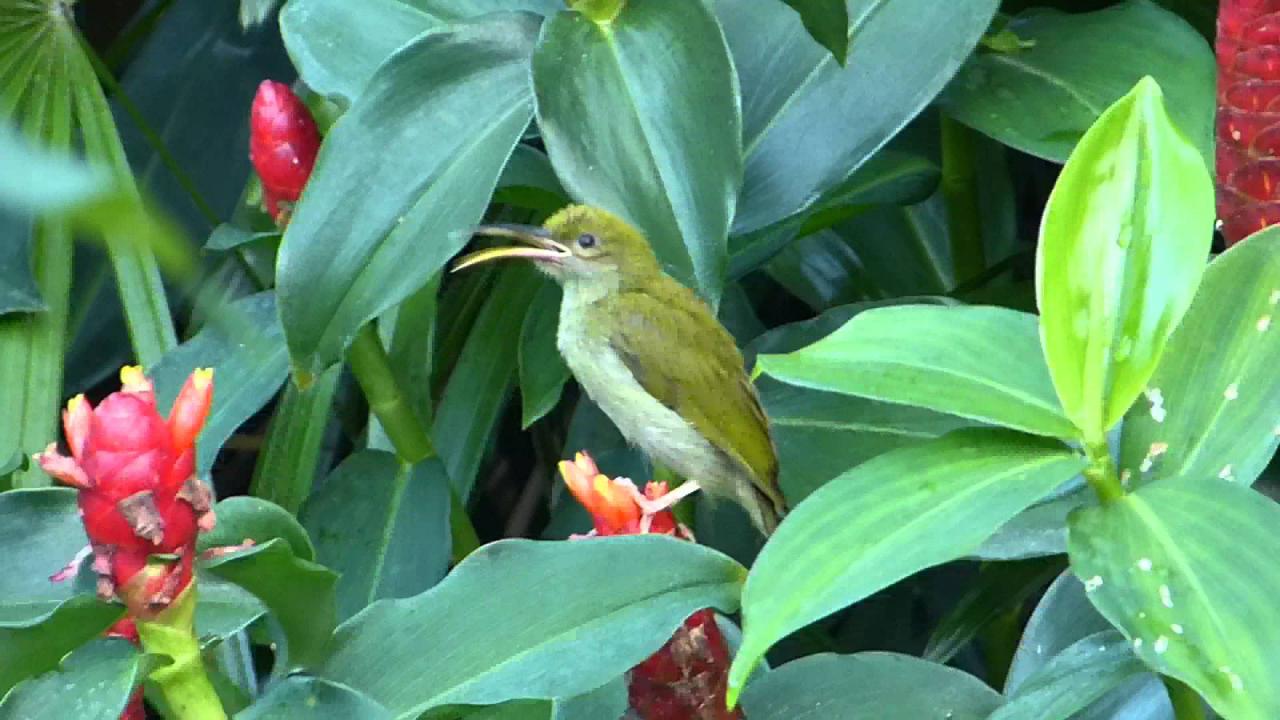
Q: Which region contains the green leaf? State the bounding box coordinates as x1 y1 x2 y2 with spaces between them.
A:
195 574 267 642
0 639 156 720
251 365 340 514
519 282 569 428
0 595 124 697
1037 77 1214 442
237 676 393 720
757 305 1076 438
941 0 1215 165
319 537 744 717
301 452 452 622
206 224 278 252
1119 227 1280 488
0 209 44 314
279 0 441 103
493 145 570 215
433 265 541 498
713 0 999 233
150 291 290 475
533 0 741 303
738 652 1002 719
729 429 1085 697
972 485 1089 561
278 12 540 374
202 539 339 669
924 557 1065 664
990 630 1148 720
780 0 849 65
199 496 316 561
1068 479 1280 718
552 678 627 720
0 487 92 623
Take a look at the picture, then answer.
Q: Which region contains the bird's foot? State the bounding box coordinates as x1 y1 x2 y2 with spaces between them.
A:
620 480 702 534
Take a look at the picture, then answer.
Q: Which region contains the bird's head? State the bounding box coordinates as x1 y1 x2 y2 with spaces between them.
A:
452 204 660 289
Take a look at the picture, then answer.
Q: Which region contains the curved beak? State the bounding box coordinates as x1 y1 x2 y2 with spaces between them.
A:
452 224 571 272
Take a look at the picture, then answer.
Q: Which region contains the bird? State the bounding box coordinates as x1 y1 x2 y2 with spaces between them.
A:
452 204 787 535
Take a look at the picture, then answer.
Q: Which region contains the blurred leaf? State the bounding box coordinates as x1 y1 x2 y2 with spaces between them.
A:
301 451 452 621
251 365 340 513
0 209 43 314
279 12 539 375
319 537 744 716
206 224 279 252
924 557 1065 664
433 265 541 498
196 574 268 642
149 291 290 475
63 245 130 395
202 539 338 669
280 0 441 103
941 0 1215 165
552 677 626 720
729 429 1085 696
1037 78 1213 442
739 652 1002 719
757 305 1076 438
237 676 393 720
990 631 1148 720
519 282 569 428
1068 479 1280 717
780 0 849 64
713 0 998 233
533 0 741 304
0 639 156 720
240 0 283 29
199 496 316 561
1119 228 1280 489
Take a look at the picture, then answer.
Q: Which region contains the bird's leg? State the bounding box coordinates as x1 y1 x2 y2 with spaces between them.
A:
623 480 703 534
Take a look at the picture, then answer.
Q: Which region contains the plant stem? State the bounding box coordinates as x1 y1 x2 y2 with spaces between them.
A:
1164 677 1206 720
347 322 481 560
1082 439 1123 503
941 115 986 286
135 585 228 720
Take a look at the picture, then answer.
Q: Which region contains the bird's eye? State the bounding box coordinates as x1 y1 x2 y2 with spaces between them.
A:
577 233 597 250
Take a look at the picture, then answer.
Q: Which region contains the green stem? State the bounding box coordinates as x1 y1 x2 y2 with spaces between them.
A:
1164 677 1206 720
347 323 481 561
941 115 986 287
135 585 228 720
1082 439 1123 504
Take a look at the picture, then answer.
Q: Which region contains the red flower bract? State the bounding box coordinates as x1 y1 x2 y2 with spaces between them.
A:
249 79 320 224
36 366 216 616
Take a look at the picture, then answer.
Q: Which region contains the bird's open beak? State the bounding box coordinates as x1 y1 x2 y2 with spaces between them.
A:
452 224 571 272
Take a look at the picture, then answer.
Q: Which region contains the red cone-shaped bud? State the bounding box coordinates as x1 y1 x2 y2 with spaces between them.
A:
168 368 213 457
249 80 320 224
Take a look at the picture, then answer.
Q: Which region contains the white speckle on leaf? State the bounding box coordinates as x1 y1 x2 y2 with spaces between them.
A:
1259 315 1273 332
1160 584 1174 608
1138 611 1148 619
1140 442 1169 473
1133 637 1143 650
1137 557 1153 571
1271 289 1280 305
1225 383 1240 401
1221 666 1245 691
1035 643 1043 655
1172 623 1184 635
1084 575 1103 592
1219 465 1234 481
1144 388 1166 422
1154 636 1169 654
1120 469 1132 487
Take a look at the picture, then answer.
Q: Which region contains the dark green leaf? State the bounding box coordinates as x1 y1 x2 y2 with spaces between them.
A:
552 678 626 720
924 557 1065 664
196 574 267 642
278 12 540 374
199 496 316 561
972 485 1088 560
990 631 1148 720
729 430 1085 696
780 0 849 64
493 144 570 215
941 0 1215 165
0 486 92 622
0 595 123 697
714 0 999 233
519 282 569 428
319 537 744 716
150 291 290 475
206 224 278 252
1119 227 1280 488
237 676 393 720
533 0 741 303
1068 479 1280 717
1037 77 1214 442
739 652 1002 719
202 539 339 669
301 452 451 621
757 305 1075 437
251 365 340 514
0 639 156 720
0 208 44 314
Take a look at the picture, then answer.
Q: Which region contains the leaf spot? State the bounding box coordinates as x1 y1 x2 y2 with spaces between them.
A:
1220 666 1245 691
1219 465 1234 481
1259 315 1273 332
1120 469 1132 487
1144 387 1166 422
1159 584 1174 608
1171 623 1184 635
1132 637 1143 650
1084 575 1103 592
1137 557 1153 572
1224 383 1240 401
1153 635 1169 654
1270 289 1280 305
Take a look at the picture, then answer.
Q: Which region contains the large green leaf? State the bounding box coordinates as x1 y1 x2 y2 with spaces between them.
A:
756 305 1075 437
301 451 451 621
1037 77 1214 443
199 496 316 561
518 282 568 428
941 0 1215 165
278 12 539 375
150 291 290 475
728 429 1086 699
1068 479 1280 718
713 0 999 233
319 537 744 717
1119 228 1280 488
0 639 155 720
237 676 393 720
739 652 1002 719
990 630 1149 720
533 0 742 303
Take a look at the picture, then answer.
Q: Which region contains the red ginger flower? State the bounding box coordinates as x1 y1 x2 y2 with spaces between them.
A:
558 452 741 720
1216 0 1280 244
249 79 320 225
37 367 216 617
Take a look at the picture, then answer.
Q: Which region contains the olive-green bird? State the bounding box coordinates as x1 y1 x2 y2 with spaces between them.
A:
453 204 786 535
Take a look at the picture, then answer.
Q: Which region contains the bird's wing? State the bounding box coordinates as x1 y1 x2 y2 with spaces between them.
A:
603 282 782 508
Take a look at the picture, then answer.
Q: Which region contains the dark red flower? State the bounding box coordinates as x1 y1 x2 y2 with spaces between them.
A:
37 367 216 616
249 79 320 225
